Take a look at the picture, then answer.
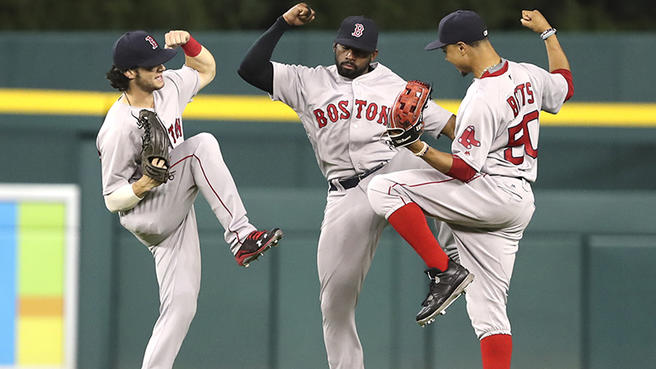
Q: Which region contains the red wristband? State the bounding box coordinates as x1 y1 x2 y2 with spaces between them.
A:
182 35 202 57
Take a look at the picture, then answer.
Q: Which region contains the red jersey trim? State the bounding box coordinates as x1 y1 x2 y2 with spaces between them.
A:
385 173 484 197
446 155 478 182
551 69 574 102
480 61 509 79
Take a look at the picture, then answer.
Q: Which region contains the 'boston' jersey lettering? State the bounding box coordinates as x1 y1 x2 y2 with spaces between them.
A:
313 100 390 128
270 61 453 180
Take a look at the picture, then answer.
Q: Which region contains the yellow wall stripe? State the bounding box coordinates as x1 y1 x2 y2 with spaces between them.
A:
1 88 654 127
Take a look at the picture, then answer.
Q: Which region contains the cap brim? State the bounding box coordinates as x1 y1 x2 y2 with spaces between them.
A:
138 48 178 67
334 38 376 53
424 39 447 50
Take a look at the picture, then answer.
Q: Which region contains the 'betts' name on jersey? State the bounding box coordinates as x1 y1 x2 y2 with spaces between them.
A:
452 60 569 182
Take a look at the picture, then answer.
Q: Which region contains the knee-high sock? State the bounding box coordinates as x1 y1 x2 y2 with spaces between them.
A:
387 202 449 271
481 334 512 369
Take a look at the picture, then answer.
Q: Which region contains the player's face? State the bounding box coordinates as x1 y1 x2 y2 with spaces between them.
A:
442 44 471 77
133 65 167 92
334 43 377 79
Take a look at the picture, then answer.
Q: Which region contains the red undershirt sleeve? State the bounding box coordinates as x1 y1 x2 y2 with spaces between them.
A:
551 69 574 102
446 154 478 182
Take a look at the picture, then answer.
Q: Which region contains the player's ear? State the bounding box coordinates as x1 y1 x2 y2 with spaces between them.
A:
370 50 379 62
332 42 337 53
123 69 137 80
456 42 467 56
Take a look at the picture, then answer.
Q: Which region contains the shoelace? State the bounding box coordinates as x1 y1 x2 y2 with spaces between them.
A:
428 273 442 291
247 231 266 240
421 277 441 305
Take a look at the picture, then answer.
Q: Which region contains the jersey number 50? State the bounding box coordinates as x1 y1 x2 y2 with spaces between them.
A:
504 110 539 165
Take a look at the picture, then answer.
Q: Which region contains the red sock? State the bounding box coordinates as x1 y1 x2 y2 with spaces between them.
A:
480 334 512 369
387 202 449 271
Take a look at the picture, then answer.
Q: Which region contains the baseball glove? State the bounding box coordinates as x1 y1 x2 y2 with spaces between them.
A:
137 109 172 183
388 80 432 147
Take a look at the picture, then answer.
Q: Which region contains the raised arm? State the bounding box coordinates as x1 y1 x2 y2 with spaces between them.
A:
165 30 216 90
521 9 574 101
520 10 570 72
238 3 315 94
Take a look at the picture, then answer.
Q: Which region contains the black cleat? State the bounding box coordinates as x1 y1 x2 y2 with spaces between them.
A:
235 228 284 267
416 259 474 327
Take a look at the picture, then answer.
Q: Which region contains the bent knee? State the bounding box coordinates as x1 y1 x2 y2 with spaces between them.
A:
194 132 220 148
367 175 390 196
187 132 223 158
366 175 400 217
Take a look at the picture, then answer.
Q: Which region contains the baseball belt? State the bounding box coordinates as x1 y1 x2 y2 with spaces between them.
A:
328 161 387 192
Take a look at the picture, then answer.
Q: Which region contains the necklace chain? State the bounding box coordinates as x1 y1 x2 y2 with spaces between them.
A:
123 92 155 110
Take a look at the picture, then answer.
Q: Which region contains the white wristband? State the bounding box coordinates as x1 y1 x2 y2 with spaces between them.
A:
414 141 429 157
540 28 557 40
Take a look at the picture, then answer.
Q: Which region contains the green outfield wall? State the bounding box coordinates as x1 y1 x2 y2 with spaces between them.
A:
0 31 655 102
1 32 655 369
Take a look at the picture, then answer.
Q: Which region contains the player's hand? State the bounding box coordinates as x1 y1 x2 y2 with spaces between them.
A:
520 10 552 34
164 30 191 49
138 158 168 192
283 3 315 26
151 158 168 169
146 158 168 186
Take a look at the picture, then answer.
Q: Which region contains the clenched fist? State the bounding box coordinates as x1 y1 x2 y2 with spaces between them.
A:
283 3 316 26
164 30 191 49
520 10 552 34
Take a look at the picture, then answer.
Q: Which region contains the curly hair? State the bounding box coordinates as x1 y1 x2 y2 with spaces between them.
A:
106 66 131 91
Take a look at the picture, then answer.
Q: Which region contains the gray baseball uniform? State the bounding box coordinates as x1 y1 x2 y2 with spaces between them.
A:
272 61 453 368
97 66 259 369
367 59 570 338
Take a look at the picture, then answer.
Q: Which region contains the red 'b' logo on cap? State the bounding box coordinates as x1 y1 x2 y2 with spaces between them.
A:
352 23 364 38
145 35 158 49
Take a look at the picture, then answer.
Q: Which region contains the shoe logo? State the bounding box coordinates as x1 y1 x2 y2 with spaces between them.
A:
256 240 263 247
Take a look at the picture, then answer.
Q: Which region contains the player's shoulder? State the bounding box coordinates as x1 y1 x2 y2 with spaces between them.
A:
273 61 332 75
467 79 495 101
461 82 496 115
370 63 404 80
98 101 140 138
162 65 197 83
361 63 407 88
511 61 550 78
101 100 129 125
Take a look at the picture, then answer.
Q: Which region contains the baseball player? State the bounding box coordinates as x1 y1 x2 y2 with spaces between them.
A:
367 9 574 369
238 3 457 369
97 30 283 369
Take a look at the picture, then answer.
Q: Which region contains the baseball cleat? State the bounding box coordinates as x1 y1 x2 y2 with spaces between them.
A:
235 228 284 267
420 307 451 327
416 259 474 327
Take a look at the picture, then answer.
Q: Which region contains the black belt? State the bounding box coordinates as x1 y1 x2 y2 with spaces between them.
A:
328 162 387 191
